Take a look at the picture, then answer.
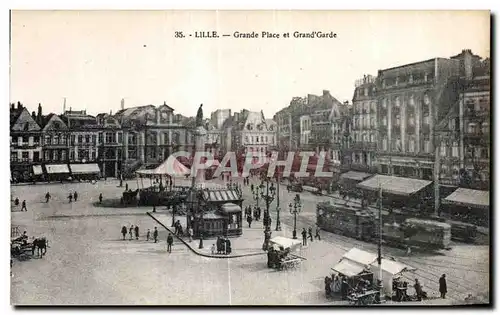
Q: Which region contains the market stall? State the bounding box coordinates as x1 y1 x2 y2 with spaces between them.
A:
267 236 305 270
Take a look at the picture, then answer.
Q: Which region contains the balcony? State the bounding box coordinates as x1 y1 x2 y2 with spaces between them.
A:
11 158 40 164
351 142 377 151
11 142 41 148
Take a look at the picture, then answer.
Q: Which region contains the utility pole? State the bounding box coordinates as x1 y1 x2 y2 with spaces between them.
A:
377 183 383 302
433 132 441 217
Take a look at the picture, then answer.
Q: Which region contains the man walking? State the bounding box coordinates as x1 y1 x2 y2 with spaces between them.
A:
129 225 134 240
167 233 174 253
247 215 253 228
68 193 73 203
99 193 103 204
146 229 151 241
121 226 127 240
45 192 51 203
315 226 321 240
308 226 314 242
439 274 447 299
21 200 27 212
153 227 158 243
134 225 139 240
73 191 78 202
301 228 308 246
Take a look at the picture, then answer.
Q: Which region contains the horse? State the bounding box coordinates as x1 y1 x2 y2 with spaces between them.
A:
31 238 48 258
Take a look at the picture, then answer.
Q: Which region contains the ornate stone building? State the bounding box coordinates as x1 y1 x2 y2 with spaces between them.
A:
350 75 378 173
376 57 461 180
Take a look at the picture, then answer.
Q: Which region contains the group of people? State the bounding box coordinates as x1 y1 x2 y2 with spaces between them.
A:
244 205 262 227
13 198 27 211
212 236 232 255
301 226 321 245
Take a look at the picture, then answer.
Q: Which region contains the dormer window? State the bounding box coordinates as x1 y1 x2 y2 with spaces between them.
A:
247 124 253 130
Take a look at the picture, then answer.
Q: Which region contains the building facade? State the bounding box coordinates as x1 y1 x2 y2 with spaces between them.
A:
350 75 378 173
274 97 307 150
10 102 43 181
436 50 490 190
375 57 461 180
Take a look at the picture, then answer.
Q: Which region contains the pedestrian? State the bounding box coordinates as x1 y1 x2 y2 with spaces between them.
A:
211 243 216 255
247 215 253 228
414 279 423 301
153 227 158 243
134 225 139 240
129 225 134 240
121 226 127 240
301 228 308 246
21 200 27 212
167 233 174 253
45 192 51 203
14 197 19 206
125 183 129 191
188 226 193 242
73 191 78 202
99 193 103 204
315 226 321 240
146 229 151 241
153 205 156 213
406 245 412 256
68 193 73 203
308 227 314 242
439 274 447 299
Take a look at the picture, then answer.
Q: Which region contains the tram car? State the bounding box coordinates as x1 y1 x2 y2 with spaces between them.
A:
383 218 452 250
316 202 376 242
316 202 452 250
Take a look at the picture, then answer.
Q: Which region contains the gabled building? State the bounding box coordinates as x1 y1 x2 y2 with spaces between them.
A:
40 113 70 163
10 102 42 181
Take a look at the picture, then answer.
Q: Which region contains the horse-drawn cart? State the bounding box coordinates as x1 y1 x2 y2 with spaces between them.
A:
11 234 48 259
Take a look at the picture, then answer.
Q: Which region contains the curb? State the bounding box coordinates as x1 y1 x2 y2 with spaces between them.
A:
146 212 265 259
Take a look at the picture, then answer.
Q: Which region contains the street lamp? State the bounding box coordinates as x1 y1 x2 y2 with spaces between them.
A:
258 177 276 251
251 183 261 207
275 173 282 231
289 194 302 239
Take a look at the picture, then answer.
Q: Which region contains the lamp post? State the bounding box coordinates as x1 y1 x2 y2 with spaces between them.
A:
289 194 302 239
251 183 261 208
258 176 276 251
275 173 282 231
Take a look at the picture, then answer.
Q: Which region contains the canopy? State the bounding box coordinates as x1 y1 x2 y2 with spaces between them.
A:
46 164 70 174
342 248 377 266
70 163 100 174
444 188 489 209
371 258 416 275
155 155 191 176
332 259 366 278
221 203 242 214
203 213 225 220
203 190 241 203
269 236 302 251
340 171 372 182
136 156 191 177
32 165 43 175
357 175 432 196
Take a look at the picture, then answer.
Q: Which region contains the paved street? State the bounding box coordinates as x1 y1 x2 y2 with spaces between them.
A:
11 178 489 305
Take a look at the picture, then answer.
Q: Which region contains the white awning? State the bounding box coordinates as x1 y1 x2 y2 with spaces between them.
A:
46 164 70 174
342 248 378 266
33 165 43 175
269 236 302 251
371 258 416 275
357 175 432 196
70 163 100 174
444 188 489 209
221 203 242 214
332 259 366 278
340 171 372 182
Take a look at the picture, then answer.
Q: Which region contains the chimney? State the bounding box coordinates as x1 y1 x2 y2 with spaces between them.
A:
323 90 329 97
17 101 22 110
10 103 14 110
463 49 473 80
31 111 37 121
121 98 125 110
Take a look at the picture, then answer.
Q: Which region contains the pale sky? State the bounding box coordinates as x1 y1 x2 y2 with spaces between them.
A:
10 10 490 118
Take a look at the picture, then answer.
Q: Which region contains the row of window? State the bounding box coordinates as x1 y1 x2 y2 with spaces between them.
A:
352 133 377 143
380 138 432 153
244 135 274 144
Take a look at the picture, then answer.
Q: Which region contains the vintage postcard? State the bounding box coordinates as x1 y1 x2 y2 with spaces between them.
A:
9 10 490 306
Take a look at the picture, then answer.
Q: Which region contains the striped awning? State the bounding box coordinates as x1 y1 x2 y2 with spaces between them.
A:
203 189 241 202
46 164 70 174
70 163 100 174
33 165 44 175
